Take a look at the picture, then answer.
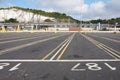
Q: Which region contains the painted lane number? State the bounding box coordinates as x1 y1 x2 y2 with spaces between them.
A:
71 63 116 71
0 63 21 71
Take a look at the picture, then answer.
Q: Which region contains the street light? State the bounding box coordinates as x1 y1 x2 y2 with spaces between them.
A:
80 5 83 28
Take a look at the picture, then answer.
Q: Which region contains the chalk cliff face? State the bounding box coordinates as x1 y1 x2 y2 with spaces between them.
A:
0 8 54 23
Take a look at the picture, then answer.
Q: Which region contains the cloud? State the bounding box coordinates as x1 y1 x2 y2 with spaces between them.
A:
90 1 106 14
107 0 120 11
84 1 106 20
106 0 120 17
98 0 120 19
82 0 120 20
35 0 114 20
35 0 88 14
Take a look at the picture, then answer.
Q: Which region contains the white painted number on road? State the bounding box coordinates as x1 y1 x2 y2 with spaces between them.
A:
9 63 21 71
0 63 21 71
71 63 117 71
71 63 86 71
0 63 10 70
86 63 102 71
104 63 116 70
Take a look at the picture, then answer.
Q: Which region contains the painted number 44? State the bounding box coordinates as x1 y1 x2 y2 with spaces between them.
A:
0 63 21 71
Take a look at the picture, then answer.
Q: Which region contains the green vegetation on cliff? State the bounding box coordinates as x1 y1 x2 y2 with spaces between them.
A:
1 6 78 23
0 6 119 24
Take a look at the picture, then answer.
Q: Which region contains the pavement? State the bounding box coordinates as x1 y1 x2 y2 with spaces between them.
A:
0 32 120 80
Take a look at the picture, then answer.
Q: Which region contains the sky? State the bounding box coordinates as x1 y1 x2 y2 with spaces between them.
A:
0 0 120 20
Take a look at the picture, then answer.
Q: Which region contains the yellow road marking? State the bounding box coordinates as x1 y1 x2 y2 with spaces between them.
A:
0 33 56 44
0 33 68 56
42 33 75 60
80 33 120 59
89 34 120 43
41 39 68 60
56 38 71 60
83 36 117 59
101 43 120 54
96 44 118 59
57 33 75 60
102 37 120 43
50 39 70 60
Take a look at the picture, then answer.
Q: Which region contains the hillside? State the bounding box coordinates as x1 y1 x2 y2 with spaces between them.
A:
0 6 77 23
88 18 120 24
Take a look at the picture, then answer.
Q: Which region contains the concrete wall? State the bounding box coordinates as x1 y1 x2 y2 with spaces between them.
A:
48 27 69 31
81 28 94 31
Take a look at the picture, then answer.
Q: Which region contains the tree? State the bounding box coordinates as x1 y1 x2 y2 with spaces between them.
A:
5 18 19 23
44 19 53 22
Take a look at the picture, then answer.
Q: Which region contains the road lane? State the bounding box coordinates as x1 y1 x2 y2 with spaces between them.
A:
0 32 54 44
86 33 120 40
61 33 113 59
86 33 120 52
81 33 120 59
0 33 73 59
0 32 120 80
0 32 69 51
0 32 119 60
0 32 46 41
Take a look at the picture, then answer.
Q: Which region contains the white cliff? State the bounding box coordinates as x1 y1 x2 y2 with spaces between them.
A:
0 8 54 23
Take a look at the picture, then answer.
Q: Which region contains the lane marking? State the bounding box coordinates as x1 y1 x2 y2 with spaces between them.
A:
80 33 120 59
57 33 75 60
88 34 120 43
0 33 71 56
101 43 120 55
42 39 68 60
99 44 120 58
101 37 120 43
83 35 120 58
0 37 22 41
96 44 118 59
42 33 75 60
50 38 70 60
86 38 118 59
81 33 119 59
0 36 41 44
0 33 57 44
0 32 57 41
0 59 119 62
56 38 71 60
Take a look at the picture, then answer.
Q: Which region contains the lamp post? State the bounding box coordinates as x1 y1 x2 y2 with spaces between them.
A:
80 10 82 28
98 22 101 30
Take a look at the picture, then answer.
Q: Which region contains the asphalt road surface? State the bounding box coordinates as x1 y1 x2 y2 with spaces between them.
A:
0 32 120 80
